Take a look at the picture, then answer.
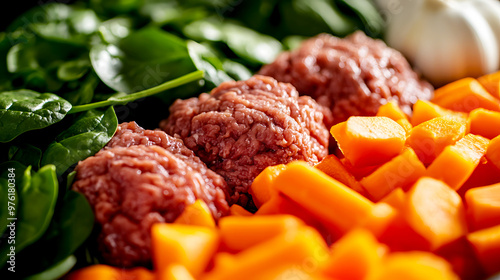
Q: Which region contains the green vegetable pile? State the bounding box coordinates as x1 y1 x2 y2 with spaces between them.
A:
0 0 383 278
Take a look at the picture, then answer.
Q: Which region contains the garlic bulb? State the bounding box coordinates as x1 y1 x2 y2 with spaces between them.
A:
375 0 500 86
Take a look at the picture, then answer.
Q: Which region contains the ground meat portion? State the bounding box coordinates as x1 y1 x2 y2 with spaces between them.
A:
107 121 197 159
72 123 229 267
259 31 433 126
160 75 329 205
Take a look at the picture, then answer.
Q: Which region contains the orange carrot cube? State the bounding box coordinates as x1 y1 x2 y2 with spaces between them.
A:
174 199 216 228
467 108 500 139
273 161 374 234
465 183 500 231
406 116 467 165
360 148 426 201
411 100 467 127
331 116 406 167
219 215 304 251
467 224 500 275
248 164 286 207
426 134 489 190
431 77 500 112
405 177 467 249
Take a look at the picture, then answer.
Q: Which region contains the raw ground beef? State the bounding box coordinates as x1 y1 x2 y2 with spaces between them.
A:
72 122 229 267
160 75 329 206
259 31 434 126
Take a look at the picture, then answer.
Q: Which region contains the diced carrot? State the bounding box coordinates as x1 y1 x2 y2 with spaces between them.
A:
406 116 467 165
323 229 387 280
273 161 374 234
380 188 406 211
404 177 467 249
467 108 500 139
218 215 304 252
255 193 342 242
174 199 216 228
158 264 195 280
315 154 367 196
411 100 468 127
377 100 409 121
331 116 406 167
477 70 500 99
202 226 330 280
485 135 500 170
376 100 412 134
66 265 155 280
465 183 500 231
360 148 426 201
228 204 253 216
248 164 286 208
431 77 500 113
459 158 500 195
151 223 219 276
467 224 500 275
340 157 380 179
367 251 459 280
426 134 489 190
377 211 431 252
357 203 398 239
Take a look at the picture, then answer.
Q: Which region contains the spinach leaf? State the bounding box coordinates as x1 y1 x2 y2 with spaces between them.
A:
57 58 90 82
41 106 118 176
0 164 59 268
8 3 100 46
90 27 198 93
222 59 252 81
8 144 42 169
18 191 93 276
187 40 233 88
23 255 77 280
62 72 99 106
183 19 283 65
336 0 385 37
280 0 356 37
0 90 72 142
98 17 134 45
15 165 59 251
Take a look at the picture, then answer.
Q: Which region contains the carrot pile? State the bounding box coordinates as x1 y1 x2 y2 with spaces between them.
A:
66 72 500 280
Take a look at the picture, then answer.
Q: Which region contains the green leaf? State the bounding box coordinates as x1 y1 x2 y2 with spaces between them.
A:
18 191 93 276
90 27 198 93
62 73 99 106
0 90 72 142
23 255 76 280
41 106 118 176
0 164 59 268
183 19 283 65
187 41 233 88
57 58 90 81
222 59 252 81
97 16 134 44
8 144 42 169
8 3 100 46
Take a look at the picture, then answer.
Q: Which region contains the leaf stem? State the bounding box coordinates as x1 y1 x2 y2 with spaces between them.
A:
68 70 204 114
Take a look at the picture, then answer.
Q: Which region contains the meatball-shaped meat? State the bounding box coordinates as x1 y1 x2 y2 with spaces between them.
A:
160 75 329 205
259 31 433 126
72 123 229 267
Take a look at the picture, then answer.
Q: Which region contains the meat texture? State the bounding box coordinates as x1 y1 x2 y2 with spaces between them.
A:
160 75 329 206
259 31 434 126
72 122 229 267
